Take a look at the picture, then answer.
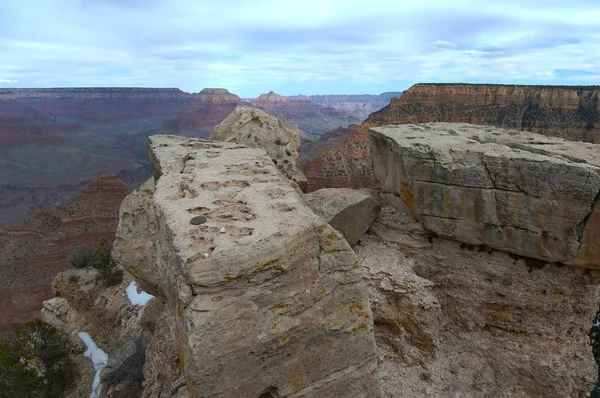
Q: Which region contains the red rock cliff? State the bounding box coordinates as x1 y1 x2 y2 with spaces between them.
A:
0 175 130 332
303 83 600 191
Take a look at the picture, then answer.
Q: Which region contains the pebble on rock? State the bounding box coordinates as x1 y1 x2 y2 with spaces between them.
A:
190 216 207 225
220 227 226 234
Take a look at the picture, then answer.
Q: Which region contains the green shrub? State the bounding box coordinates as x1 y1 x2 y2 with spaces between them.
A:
93 238 116 278
0 319 77 398
93 238 121 286
68 247 94 268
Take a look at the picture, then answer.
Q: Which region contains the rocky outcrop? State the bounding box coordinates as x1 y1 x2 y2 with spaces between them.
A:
303 83 600 191
388 83 600 142
369 122 600 267
113 135 380 397
356 205 599 397
42 266 186 398
0 175 130 331
304 188 381 246
288 92 403 120
251 91 361 135
175 88 246 138
210 106 308 192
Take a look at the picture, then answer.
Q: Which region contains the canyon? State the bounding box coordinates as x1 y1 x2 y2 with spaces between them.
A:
303 83 600 191
288 92 403 120
0 175 129 332
0 88 392 228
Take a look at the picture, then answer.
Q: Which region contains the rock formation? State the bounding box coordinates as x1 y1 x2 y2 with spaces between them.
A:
300 124 359 166
356 204 598 397
0 175 130 332
303 123 376 192
174 88 246 138
288 92 403 120
210 106 308 192
250 91 361 135
113 135 380 397
304 188 381 246
303 83 600 191
391 83 600 142
369 123 600 267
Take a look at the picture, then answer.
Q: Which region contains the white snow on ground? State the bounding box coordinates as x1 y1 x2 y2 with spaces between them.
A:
78 332 108 398
126 280 155 306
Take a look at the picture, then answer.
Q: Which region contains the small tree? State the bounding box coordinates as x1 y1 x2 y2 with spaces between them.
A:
93 238 123 286
93 238 117 279
0 319 77 398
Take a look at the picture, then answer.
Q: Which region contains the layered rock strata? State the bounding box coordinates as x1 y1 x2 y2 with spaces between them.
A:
251 91 361 135
210 106 308 192
0 175 130 331
113 135 380 397
369 122 600 267
304 83 600 191
288 93 402 120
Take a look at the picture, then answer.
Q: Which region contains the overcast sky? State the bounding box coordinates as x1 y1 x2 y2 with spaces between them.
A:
1 0 599 97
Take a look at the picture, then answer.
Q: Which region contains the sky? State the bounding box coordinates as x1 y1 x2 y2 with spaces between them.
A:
1 0 600 97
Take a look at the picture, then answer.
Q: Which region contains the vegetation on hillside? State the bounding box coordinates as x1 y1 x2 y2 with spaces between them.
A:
0 319 77 398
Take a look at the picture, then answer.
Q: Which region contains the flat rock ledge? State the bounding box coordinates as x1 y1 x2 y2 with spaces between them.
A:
369 122 600 268
113 135 380 397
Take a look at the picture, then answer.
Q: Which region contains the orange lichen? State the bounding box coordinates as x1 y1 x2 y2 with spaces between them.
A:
293 379 302 388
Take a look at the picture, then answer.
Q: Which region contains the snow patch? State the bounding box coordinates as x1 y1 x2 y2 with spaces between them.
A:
126 281 155 306
78 332 108 398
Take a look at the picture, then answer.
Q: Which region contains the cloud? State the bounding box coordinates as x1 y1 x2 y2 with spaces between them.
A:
1 0 600 96
434 40 456 49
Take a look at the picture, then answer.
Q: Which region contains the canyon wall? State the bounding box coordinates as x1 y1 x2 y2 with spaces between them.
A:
303 83 600 191
251 91 361 135
0 175 129 332
288 92 403 120
174 88 246 138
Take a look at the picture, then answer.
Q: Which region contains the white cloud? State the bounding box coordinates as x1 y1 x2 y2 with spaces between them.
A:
0 79 18 83
434 40 456 49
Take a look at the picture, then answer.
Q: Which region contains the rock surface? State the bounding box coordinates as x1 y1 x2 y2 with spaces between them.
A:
369 122 600 268
113 135 380 397
304 188 382 246
0 175 130 331
303 83 600 191
210 106 308 191
356 205 599 397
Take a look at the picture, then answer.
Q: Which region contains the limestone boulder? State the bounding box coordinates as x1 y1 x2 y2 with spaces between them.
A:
369 122 600 267
304 188 382 246
113 135 380 397
210 106 308 191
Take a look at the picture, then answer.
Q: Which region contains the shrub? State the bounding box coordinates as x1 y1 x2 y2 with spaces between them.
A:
93 238 116 278
68 247 94 268
93 238 121 286
0 319 77 398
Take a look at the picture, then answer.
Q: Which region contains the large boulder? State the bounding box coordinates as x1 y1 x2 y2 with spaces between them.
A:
210 106 308 192
113 135 380 397
369 122 600 267
304 188 382 246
